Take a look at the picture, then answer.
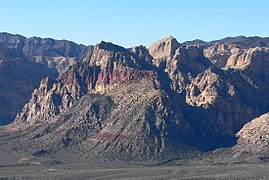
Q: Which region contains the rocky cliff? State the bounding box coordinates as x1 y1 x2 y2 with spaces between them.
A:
2 34 269 160
4 41 194 160
0 47 58 125
0 33 92 125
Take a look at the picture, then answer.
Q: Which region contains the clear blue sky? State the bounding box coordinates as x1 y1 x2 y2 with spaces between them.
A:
1 0 269 47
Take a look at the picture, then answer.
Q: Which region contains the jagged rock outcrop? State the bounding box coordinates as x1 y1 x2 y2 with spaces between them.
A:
148 36 269 150
203 44 239 68
0 33 92 125
149 37 212 93
235 113 269 154
183 45 269 149
2 35 269 161
204 44 269 74
8 41 156 129
149 36 181 60
183 67 258 149
5 41 195 160
0 47 58 125
204 45 269 111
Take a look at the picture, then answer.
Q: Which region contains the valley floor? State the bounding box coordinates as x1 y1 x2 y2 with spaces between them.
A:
1 162 269 179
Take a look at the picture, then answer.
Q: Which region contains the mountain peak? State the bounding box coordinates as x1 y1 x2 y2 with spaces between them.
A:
153 36 179 45
96 41 128 53
149 36 180 59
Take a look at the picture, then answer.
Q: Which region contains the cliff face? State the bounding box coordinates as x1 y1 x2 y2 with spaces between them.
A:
149 37 211 93
0 33 92 125
5 41 194 159
9 41 157 128
2 35 269 160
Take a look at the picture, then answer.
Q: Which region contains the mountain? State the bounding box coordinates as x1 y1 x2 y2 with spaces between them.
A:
0 32 92 72
0 33 91 125
4 40 195 160
183 35 269 48
1 34 269 162
0 47 58 125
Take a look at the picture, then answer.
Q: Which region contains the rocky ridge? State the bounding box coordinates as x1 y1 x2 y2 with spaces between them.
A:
0 47 58 125
0 33 92 125
1 34 269 160
183 35 269 48
0 32 91 72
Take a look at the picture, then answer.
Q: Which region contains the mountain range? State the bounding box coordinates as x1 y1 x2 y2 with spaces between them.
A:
1 32 269 163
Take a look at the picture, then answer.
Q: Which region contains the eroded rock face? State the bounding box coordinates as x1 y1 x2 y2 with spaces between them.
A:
204 44 238 68
87 79 194 159
8 41 156 130
149 38 212 93
235 113 269 154
149 36 180 60
148 37 269 150
204 44 269 74
0 47 58 125
203 45 269 113
186 68 223 107
9 76 79 129
85 42 156 93
3 35 269 160
5 41 194 159
0 33 92 125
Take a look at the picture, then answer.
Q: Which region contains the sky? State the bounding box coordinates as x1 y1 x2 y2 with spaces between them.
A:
1 0 269 47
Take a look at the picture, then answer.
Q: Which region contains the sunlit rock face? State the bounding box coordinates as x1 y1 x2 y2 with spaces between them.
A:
235 113 269 154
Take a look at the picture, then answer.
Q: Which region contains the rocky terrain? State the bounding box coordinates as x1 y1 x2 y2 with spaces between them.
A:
1 33 269 168
0 46 58 125
0 32 92 72
235 113 269 155
0 33 91 125
183 35 269 48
